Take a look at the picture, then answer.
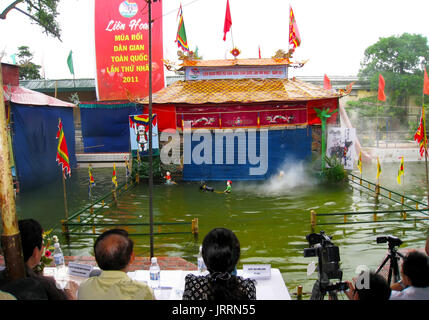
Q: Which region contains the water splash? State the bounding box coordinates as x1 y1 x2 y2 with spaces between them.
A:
237 161 317 196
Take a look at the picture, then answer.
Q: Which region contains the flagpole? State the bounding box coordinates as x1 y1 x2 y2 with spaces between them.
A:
62 171 69 221
58 117 69 221
230 25 235 51
148 0 154 258
422 63 429 208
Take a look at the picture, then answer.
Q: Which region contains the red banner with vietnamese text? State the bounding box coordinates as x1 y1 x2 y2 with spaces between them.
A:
94 0 164 101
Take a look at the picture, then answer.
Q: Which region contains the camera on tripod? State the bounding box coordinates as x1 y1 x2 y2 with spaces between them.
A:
376 235 403 248
375 235 404 285
303 230 342 280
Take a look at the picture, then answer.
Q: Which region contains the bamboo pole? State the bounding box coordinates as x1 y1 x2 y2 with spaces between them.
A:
192 218 199 237
0 63 25 281
297 285 303 300
310 210 316 232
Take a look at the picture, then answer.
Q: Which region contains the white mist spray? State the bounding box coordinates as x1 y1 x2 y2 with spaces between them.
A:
236 160 317 196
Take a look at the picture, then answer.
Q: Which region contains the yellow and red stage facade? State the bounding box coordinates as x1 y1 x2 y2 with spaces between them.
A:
138 58 341 181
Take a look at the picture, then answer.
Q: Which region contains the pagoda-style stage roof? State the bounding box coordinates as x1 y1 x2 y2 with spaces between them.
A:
138 77 340 105
180 57 292 67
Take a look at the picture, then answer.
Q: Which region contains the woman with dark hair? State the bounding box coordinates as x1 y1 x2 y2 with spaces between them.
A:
182 228 256 300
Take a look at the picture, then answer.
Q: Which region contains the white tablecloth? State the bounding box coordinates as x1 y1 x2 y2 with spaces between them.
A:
127 268 291 300
45 267 291 300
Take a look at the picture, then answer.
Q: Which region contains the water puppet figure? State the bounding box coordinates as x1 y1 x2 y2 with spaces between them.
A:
278 170 284 180
164 171 176 185
224 180 232 193
200 183 214 192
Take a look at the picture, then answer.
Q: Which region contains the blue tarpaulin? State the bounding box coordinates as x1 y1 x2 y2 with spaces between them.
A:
79 102 140 153
183 128 312 180
11 103 76 191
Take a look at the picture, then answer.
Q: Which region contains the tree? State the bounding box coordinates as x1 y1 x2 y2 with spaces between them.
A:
348 33 429 133
0 0 61 40
359 33 429 106
16 45 41 80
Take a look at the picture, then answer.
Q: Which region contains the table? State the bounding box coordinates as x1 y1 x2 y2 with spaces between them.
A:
44 267 291 300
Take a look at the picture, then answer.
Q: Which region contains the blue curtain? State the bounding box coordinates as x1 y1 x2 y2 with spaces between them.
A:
183 128 312 181
79 103 141 153
11 103 76 191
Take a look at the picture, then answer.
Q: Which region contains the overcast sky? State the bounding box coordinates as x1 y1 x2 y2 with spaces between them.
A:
1 0 428 80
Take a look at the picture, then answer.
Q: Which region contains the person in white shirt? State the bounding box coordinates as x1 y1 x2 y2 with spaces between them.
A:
390 251 429 300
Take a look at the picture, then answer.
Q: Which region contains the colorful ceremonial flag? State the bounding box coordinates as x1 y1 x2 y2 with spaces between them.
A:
424 67 429 96
378 74 386 101
324 74 332 90
223 0 232 41
414 105 427 157
289 5 301 51
357 151 362 175
112 163 118 188
176 4 189 52
88 165 95 196
258 45 261 59
67 50 74 75
376 157 382 180
56 119 71 179
397 156 404 185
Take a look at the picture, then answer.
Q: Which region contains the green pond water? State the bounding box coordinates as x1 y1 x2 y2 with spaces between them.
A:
11 161 429 298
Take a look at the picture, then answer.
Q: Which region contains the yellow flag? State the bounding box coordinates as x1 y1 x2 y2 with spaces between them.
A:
357 151 362 174
397 156 404 185
376 157 382 180
112 163 118 188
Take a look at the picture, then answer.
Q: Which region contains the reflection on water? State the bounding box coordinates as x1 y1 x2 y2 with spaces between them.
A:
13 161 429 296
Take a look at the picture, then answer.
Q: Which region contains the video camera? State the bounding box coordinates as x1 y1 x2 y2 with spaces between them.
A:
303 230 342 280
376 235 403 248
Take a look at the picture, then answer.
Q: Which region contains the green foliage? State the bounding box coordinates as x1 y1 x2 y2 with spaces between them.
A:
359 33 429 106
322 156 347 183
16 45 41 80
68 92 80 105
1 1 61 40
33 229 55 274
132 155 162 179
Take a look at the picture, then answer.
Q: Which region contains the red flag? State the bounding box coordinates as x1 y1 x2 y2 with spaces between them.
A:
424 67 429 95
56 119 71 179
223 0 232 41
258 45 261 59
324 74 332 90
414 105 427 157
289 6 301 51
378 74 386 101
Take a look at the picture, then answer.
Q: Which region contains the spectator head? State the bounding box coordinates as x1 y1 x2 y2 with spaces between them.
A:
202 228 240 274
354 271 391 300
18 219 44 267
402 251 429 288
94 229 134 271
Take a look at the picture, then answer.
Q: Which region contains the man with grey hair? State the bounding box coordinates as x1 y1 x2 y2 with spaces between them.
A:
77 229 154 300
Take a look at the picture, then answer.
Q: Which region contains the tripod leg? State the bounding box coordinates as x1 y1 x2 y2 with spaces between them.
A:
387 257 393 286
376 255 390 274
310 280 324 300
392 256 401 283
328 291 338 300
